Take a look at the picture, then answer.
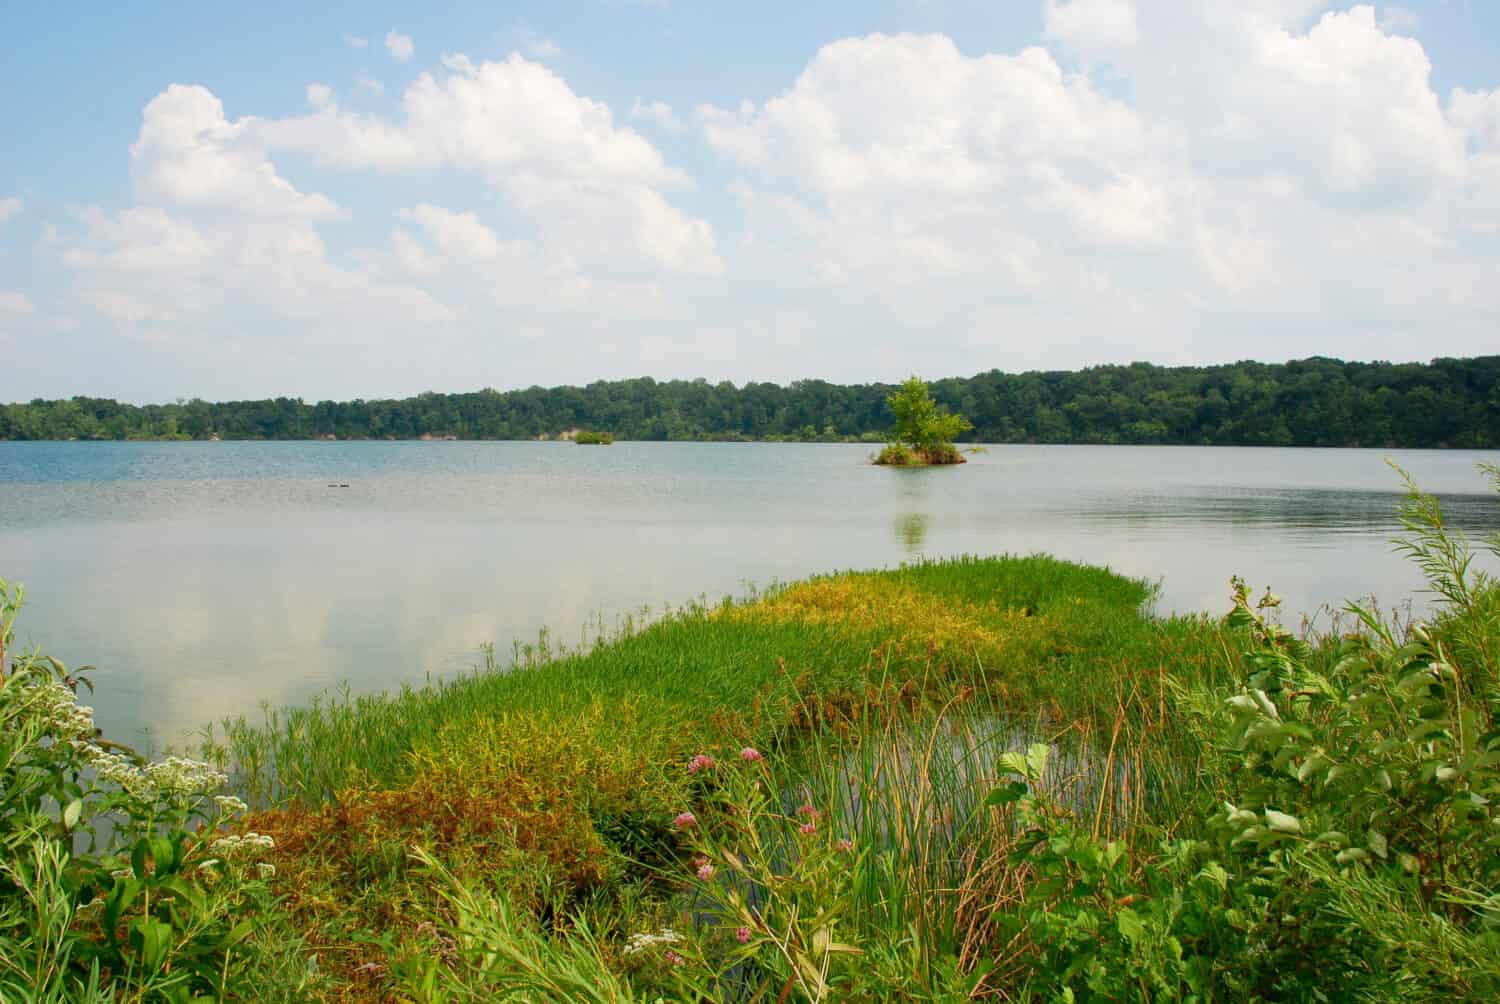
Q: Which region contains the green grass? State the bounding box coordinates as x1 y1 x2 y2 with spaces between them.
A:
193 553 1256 998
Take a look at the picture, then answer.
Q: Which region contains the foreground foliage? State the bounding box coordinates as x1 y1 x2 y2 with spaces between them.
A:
0 580 315 1002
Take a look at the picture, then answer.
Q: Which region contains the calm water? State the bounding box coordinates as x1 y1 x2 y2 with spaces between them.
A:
2 442 1497 745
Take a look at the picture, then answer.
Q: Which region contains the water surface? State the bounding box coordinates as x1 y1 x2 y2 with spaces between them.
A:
2 442 1496 744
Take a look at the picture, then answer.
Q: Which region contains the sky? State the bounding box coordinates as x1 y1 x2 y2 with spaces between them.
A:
2 1 1499 404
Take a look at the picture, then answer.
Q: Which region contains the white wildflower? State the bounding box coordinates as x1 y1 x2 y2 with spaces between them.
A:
214 794 248 815
210 831 276 856
623 929 682 956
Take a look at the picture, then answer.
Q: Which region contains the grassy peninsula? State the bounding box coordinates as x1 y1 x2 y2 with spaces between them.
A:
4 469 1500 1001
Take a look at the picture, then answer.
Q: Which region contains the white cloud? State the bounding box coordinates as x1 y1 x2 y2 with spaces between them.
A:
355 75 385 97
385 31 414 63
0 291 36 315
0 197 21 225
130 84 342 218
306 82 335 110
697 13 1500 370
631 99 682 133
398 203 508 261
345 35 368 49
1043 0 1139 52
255 53 722 276
528 38 561 59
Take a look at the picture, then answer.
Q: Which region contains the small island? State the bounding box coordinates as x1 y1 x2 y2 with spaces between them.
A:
873 376 973 466
574 429 615 445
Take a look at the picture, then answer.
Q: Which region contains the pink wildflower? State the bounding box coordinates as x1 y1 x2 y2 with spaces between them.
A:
799 821 817 835
664 949 685 966
796 804 819 821
674 811 697 829
697 862 716 881
735 926 752 943
740 747 763 762
688 753 716 774
836 838 854 853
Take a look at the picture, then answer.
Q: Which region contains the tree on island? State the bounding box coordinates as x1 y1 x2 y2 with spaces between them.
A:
874 376 972 465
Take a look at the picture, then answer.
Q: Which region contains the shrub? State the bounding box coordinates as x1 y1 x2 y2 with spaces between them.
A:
0 577 313 1001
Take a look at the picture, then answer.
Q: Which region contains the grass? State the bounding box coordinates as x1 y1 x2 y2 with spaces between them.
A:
196 553 1249 997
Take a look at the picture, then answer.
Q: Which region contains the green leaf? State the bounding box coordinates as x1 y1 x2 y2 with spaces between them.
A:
1116 908 1146 945
130 917 173 972
985 781 1028 806
1264 809 1302 835
63 798 83 830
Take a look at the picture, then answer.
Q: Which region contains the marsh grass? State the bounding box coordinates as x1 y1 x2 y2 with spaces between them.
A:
197 553 1255 997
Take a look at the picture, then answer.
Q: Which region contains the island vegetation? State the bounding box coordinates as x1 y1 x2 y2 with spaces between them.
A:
3 354 1499 447
573 430 614 445
3 467 1498 1001
873 375 972 466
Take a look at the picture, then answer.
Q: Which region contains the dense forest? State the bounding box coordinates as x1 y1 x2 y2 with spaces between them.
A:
4 356 1498 447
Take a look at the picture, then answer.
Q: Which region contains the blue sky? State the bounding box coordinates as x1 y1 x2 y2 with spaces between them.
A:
2 1 1499 403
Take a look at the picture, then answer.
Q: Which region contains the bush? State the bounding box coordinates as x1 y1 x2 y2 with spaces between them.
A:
574 430 614 445
0 578 314 1001
990 464 1500 1000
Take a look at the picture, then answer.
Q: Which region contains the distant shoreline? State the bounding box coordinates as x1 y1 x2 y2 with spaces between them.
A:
5 356 1497 449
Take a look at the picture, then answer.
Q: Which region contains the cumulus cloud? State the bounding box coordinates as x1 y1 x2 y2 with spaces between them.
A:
385 31 414 63
0 197 21 225
17 2 1500 397
255 53 722 275
698 10 1500 370
1043 0 1139 52
130 85 342 218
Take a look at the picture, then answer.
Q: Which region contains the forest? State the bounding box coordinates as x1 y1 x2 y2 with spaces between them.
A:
3 355 1498 448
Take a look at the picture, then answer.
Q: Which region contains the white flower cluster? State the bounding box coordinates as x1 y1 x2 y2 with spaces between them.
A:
71 744 227 805
27 680 96 743
209 831 276 856
144 756 229 800
75 744 154 798
622 929 682 956
214 794 248 814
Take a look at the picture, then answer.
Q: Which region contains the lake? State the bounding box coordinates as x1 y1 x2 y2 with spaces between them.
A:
2 441 1497 746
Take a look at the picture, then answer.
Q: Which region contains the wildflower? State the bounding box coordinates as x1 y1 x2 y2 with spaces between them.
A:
210 831 276 856
740 747 763 762
836 838 853 853
214 794 248 814
688 753 716 774
796 804 819 821
256 862 277 879
799 821 817 835
664 949 685 966
735 926 752 944
623 930 682 956
674 811 697 829
697 862 715 881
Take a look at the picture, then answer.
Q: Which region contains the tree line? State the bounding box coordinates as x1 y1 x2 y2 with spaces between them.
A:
3 355 1498 447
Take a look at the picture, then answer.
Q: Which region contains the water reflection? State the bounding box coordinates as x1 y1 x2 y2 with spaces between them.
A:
893 513 929 553
2 441 1496 744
